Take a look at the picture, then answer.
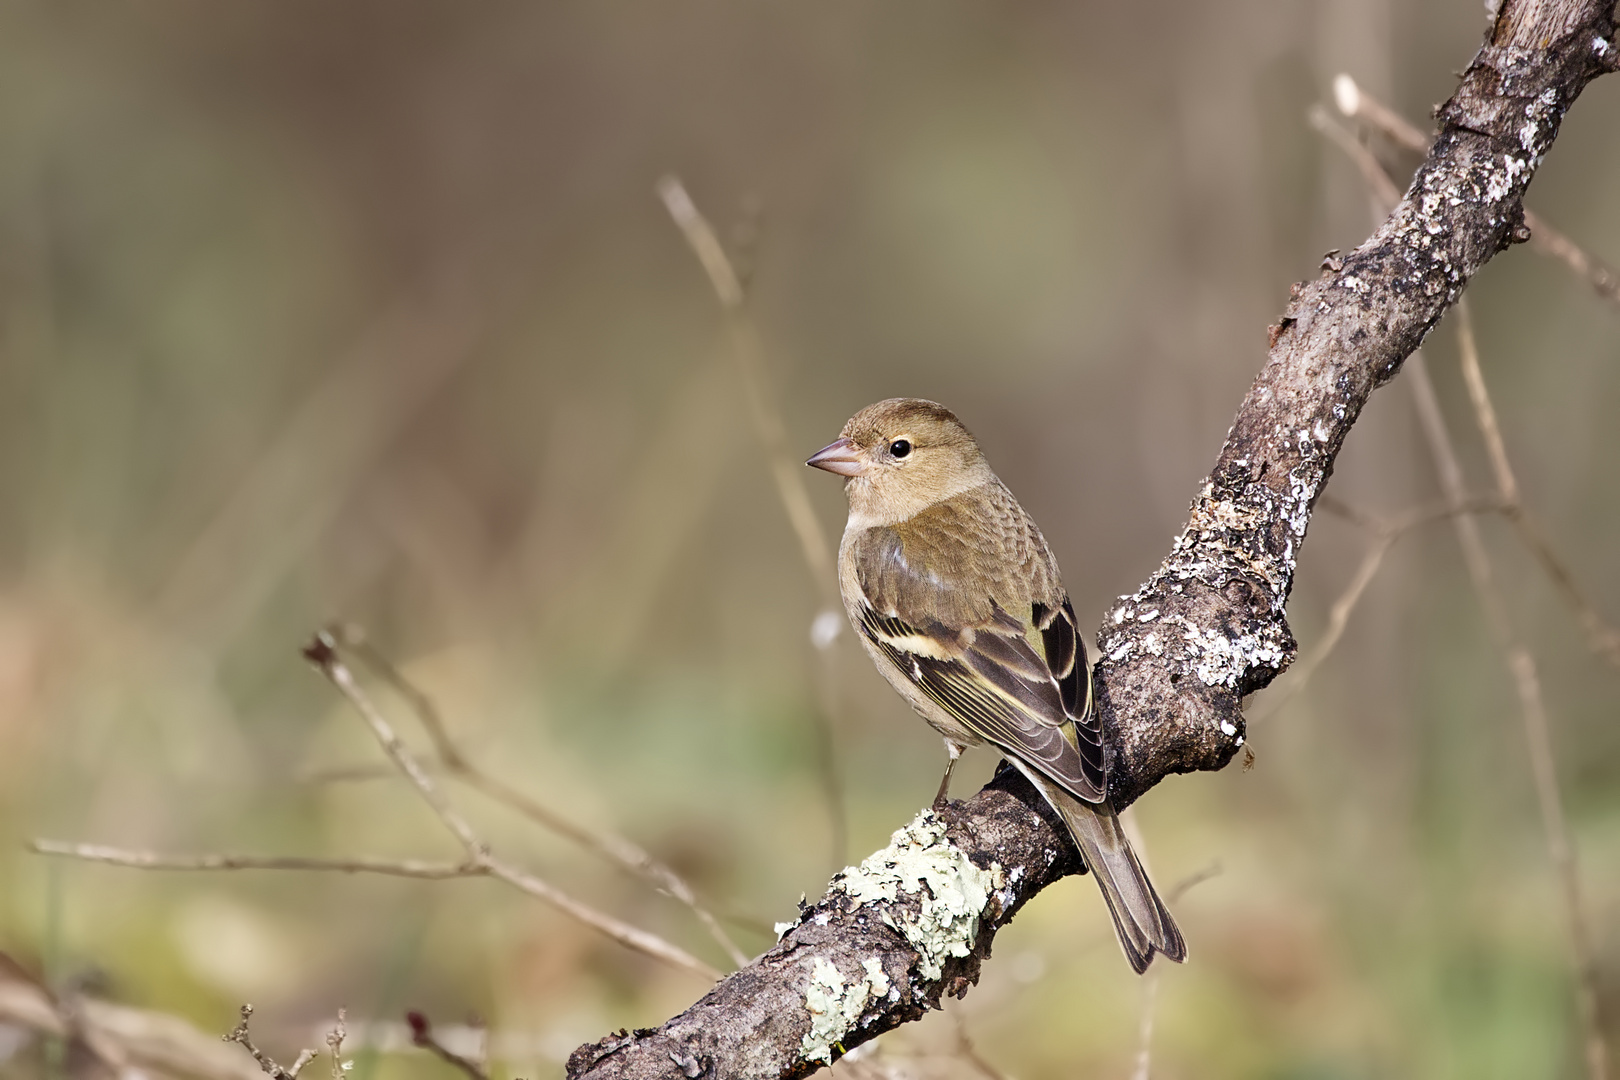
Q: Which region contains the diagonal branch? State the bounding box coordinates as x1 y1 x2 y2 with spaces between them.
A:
563 1 1618 1075
1333 73 1620 310
327 623 752 969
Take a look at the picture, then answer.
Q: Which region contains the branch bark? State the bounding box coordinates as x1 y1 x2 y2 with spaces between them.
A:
568 2 1618 1076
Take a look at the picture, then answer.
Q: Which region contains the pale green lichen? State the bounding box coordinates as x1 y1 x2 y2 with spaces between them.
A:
800 956 892 1065
832 811 1002 981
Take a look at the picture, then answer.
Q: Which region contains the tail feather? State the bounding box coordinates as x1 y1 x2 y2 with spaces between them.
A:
1018 766 1186 973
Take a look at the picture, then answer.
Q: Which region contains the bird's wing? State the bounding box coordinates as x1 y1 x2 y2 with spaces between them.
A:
851 521 1105 804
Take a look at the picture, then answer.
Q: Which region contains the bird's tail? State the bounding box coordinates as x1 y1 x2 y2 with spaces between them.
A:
1028 771 1186 974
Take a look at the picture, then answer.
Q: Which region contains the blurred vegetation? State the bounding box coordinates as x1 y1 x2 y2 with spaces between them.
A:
1 2 1617 1079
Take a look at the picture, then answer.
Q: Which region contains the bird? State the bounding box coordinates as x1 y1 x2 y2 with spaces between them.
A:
806 397 1185 973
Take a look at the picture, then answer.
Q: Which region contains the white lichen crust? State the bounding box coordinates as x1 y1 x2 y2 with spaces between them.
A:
799 957 892 1066
793 811 1002 1067
833 811 1002 981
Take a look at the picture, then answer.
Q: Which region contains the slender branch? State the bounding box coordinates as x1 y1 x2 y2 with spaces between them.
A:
407 1011 489 1080
1453 305 1620 667
1317 90 1620 672
563 2 1617 1075
1320 82 1611 1077
302 630 723 981
328 623 752 969
657 174 849 869
225 1005 319 1080
29 842 481 880
1257 495 1509 719
1408 351 1609 1080
1333 72 1620 309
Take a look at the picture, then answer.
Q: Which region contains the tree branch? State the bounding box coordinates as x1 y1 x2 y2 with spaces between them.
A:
563 1 1617 1076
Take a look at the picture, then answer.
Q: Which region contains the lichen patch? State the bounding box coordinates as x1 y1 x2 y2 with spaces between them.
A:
799 957 893 1066
832 811 1003 981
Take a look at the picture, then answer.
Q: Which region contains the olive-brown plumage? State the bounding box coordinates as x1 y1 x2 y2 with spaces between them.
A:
808 397 1185 973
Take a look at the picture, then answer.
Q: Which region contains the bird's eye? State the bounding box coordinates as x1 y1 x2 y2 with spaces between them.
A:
888 439 912 459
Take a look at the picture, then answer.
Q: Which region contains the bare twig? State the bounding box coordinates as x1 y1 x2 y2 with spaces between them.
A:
1333 73 1620 309
1130 970 1159 1080
1315 96 1620 672
1417 313 1609 1080
657 174 849 868
949 1013 1013 1080
328 623 751 969
1452 301 1620 668
29 842 481 880
1318 100 1611 1075
301 630 722 981
225 1005 319 1080
327 1010 349 1080
407 1011 489 1080
1258 495 1510 718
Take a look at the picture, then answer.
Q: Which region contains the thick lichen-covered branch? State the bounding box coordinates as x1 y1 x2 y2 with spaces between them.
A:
568 1 1617 1075
1094 0 1616 809
566 769 1078 1080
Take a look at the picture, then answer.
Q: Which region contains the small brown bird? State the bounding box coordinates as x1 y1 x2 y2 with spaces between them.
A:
807 398 1185 973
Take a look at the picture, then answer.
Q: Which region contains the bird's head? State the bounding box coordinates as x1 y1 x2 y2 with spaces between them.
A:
806 398 994 525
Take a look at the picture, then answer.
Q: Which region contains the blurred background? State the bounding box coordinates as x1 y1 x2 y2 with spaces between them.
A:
1 2 1617 1078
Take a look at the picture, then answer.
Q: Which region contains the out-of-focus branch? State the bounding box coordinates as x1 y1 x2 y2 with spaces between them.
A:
1453 305 1620 668
565 3 1617 1074
1408 348 1609 1080
29 842 478 879
1256 494 1509 719
1333 72 1620 309
657 174 849 868
0 953 266 1080
1316 93 1620 672
1321 76 1611 1076
327 622 751 969
301 630 722 981
406 1011 489 1080
34 632 727 984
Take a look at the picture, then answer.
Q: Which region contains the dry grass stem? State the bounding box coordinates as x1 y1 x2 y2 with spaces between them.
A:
657 173 848 868
303 630 723 981
329 623 751 968
1332 73 1620 309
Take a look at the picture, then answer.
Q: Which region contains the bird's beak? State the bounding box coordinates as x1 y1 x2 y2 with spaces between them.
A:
806 437 869 477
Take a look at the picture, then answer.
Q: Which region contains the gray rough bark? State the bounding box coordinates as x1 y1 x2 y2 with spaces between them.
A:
569 2 1618 1077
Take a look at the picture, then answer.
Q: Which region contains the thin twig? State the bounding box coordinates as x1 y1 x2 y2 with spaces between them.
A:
949 1013 1013 1080
29 842 481 880
1131 970 1160 1080
329 623 751 968
1258 496 1508 719
406 1011 489 1080
302 630 722 981
224 1005 319 1080
1408 352 1609 1080
1314 98 1620 671
327 1010 349 1080
657 174 849 868
1333 73 1620 309
1318 94 1611 1076
1452 303 1620 668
